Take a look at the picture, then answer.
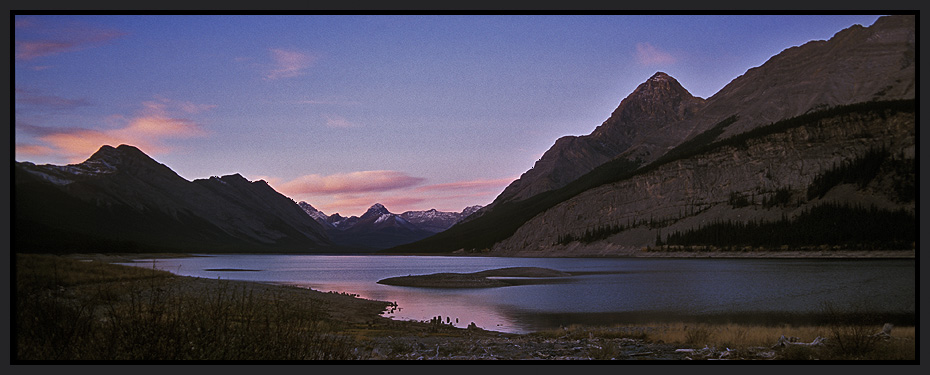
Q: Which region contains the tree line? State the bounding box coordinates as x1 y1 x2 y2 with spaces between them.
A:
660 203 914 250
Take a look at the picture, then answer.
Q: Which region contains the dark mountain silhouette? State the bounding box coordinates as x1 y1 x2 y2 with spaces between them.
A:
15 145 334 253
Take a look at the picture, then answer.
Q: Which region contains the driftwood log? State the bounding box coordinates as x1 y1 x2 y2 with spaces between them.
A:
771 335 826 348
872 323 894 339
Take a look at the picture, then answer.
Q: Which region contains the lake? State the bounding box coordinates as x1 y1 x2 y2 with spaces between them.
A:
119 255 915 334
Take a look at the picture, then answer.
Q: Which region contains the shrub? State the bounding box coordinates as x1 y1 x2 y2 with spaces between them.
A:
684 325 714 346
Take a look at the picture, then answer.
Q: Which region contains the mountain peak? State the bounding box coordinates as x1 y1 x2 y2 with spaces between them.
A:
82 144 164 174
598 71 703 130
491 71 705 205
363 203 391 218
649 71 672 80
220 173 249 182
629 72 692 99
88 144 144 161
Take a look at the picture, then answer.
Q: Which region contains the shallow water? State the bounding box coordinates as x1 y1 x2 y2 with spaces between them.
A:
120 255 915 334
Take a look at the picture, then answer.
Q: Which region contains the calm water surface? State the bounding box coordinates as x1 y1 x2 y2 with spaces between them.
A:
120 255 915 334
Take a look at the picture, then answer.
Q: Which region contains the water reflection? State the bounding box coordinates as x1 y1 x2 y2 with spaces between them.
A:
119 255 915 334
279 281 519 331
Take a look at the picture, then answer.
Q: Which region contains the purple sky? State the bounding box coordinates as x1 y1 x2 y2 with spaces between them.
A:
14 14 884 216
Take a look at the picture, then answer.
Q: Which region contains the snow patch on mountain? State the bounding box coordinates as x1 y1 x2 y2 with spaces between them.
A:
296 201 484 234
375 213 392 224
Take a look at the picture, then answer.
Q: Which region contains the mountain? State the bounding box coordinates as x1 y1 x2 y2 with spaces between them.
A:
491 100 915 256
298 202 482 251
15 144 334 253
488 71 705 208
400 205 482 233
297 202 336 229
386 15 915 256
615 14 917 167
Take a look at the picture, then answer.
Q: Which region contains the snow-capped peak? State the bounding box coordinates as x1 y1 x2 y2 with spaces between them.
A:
363 203 392 218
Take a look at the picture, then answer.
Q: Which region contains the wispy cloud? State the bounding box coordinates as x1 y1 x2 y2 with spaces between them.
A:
15 97 212 163
178 101 219 114
277 170 426 195
299 99 361 106
265 48 316 80
142 96 218 115
415 178 514 193
635 42 676 65
15 17 126 61
324 114 356 128
16 88 91 110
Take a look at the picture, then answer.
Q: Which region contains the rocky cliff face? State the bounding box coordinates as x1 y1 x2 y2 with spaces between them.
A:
15 145 333 253
490 104 915 256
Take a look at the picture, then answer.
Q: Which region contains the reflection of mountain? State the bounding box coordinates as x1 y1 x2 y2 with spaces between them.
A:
15 145 334 253
388 15 916 256
298 202 482 251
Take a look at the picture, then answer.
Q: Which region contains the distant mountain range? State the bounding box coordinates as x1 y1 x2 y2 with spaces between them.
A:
298 202 481 251
15 145 334 253
388 15 916 256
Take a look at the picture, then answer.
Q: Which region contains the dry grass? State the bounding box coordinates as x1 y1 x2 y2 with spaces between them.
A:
16 253 173 287
15 254 362 360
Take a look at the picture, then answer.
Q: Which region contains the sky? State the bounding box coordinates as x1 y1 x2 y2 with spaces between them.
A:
14 14 885 217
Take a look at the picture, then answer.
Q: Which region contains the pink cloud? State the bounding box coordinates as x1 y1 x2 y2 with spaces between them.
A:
16 41 76 60
15 143 58 159
279 175 513 217
635 42 676 65
276 170 426 196
15 19 126 60
265 48 316 80
16 98 212 163
38 129 127 162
